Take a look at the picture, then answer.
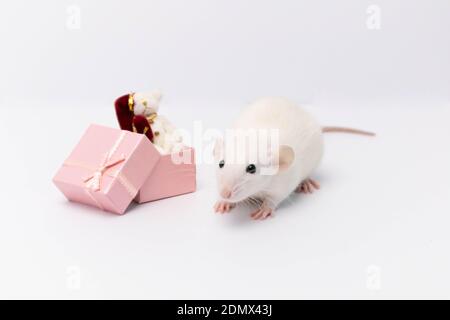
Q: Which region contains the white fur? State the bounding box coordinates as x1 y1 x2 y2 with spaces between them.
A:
215 97 324 210
133 90 162 117
133 90 184 154
152 115 184 154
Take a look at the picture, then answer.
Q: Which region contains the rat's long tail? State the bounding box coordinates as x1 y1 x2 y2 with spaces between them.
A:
322 126 375 136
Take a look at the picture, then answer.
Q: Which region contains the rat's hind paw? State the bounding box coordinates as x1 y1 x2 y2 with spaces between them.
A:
296 178 320 194
214 201 235 214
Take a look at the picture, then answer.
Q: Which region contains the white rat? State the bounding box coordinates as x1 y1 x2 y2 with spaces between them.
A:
213 97 374 220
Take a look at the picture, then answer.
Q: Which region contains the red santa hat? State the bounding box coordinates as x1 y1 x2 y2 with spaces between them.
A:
114 93 154 142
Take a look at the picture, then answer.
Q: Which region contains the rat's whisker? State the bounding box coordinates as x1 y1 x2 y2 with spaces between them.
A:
232 178 250 192
246 196 261 208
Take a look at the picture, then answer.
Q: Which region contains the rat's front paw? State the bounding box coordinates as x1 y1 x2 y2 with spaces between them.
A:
296 178 320 194
250 206 273 220
214 201 235 214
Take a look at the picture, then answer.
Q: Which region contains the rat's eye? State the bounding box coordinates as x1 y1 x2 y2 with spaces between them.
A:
219 160 225 168
246 164 256 174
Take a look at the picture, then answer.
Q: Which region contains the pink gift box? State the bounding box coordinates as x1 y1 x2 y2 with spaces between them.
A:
135 148 196 203
53 124 197 214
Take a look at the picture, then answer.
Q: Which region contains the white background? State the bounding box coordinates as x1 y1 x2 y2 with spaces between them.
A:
0 0 449 299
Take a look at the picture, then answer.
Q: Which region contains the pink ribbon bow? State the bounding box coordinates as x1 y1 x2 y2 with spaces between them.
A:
84 132 125 191
83 156 126 192
83 132 127 192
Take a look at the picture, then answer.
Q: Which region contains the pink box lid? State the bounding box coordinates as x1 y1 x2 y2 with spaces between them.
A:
53 124 161 214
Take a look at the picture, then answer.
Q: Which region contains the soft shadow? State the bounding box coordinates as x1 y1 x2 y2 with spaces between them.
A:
223 204 255 227
63 200 121 218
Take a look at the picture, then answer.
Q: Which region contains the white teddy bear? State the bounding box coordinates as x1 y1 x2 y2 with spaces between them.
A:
133 90 184 154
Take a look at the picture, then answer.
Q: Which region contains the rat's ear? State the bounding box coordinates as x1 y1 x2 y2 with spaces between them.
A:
278 145 295 171
213 137 224 161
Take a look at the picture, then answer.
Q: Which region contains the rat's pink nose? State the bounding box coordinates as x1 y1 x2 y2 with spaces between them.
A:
220 188 231 199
